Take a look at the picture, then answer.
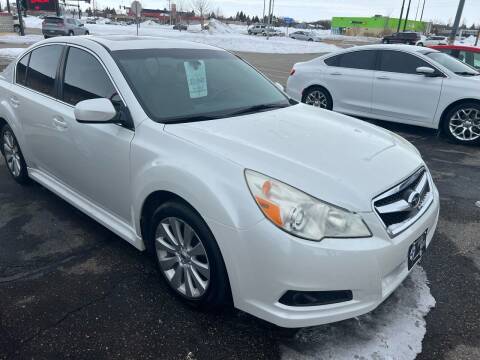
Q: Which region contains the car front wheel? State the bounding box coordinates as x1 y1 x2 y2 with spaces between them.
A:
442 102 480 145
1 124 29 184
147 201 231 309
303 86 333 110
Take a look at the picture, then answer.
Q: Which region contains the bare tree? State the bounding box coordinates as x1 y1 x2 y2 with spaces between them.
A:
191 0 211 29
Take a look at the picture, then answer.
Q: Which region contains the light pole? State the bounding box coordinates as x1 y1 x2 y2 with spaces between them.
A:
403 0 412 32
449 0 465 44
420 0 426 22
397 0 406 33
263 0 265 23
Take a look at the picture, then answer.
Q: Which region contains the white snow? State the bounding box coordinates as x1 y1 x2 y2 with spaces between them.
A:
0 48 26 59
281 266 435 360
17 16 340 54
0 34 43 45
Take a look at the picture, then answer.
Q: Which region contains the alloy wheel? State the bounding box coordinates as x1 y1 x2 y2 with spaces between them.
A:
305 90 328 108
449 108 480 142
2 130 22 177
155 217 210 299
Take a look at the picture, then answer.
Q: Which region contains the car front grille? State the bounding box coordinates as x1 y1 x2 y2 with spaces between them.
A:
373 168 433 237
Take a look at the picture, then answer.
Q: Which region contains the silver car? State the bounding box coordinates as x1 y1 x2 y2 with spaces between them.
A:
42 17 89 38
289 31 321 42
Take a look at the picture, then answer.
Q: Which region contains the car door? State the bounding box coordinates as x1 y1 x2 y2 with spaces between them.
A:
9 44 68 175
52 46 135 222
322 50 376 116
371 50 443 125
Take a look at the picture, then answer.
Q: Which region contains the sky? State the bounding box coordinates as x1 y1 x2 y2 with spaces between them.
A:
97 0 480 26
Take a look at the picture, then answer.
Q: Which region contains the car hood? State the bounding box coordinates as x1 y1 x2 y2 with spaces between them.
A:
164 104 424 212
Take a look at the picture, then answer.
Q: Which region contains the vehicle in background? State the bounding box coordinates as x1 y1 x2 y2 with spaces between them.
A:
173 23 188 31
0 36 439 328
13 15 26 33
416 35 448 47
248 24 267 35
430 45 480 70
42 17 90 38
86 18 97 24
287 44 480 144
289 31 322 42
382 32 421 45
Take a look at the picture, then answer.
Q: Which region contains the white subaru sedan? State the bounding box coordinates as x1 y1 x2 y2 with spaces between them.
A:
287 44 480 145
0 36 439 328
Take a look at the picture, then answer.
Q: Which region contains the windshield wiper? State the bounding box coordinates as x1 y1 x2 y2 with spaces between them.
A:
228 103 291 117
455 71 479 76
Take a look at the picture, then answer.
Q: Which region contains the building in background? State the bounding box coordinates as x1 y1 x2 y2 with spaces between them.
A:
331 15 431 37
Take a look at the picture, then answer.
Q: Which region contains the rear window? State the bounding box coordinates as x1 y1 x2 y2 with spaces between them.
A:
44 17 64 24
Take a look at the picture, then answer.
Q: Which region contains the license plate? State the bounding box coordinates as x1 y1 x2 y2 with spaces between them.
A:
408 230 427 270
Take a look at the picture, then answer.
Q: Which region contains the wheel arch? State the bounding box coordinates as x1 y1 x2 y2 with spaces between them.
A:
439 98 480 130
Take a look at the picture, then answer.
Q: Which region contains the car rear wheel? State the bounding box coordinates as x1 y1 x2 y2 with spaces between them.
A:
417 42 424 46
1 124 29 184
147 201 231 310
85 30 90 35
442 102 480 145
303 86 333 110
68 31 74 36
382 39 389 44
308 38 313 42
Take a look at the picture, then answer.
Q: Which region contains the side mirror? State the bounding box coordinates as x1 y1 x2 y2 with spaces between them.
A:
275 82 285 91
416 66 436 76
75 98 117 123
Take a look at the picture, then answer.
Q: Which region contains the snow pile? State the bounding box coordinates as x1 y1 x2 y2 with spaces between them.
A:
0 34 42 45
23 16 43 28
142 20 161 27
281 266 435 360
0 48 25 59
208 19 236 34
455 35 479 47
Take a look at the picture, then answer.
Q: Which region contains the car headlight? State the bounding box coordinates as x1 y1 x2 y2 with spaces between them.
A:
245 170 371 241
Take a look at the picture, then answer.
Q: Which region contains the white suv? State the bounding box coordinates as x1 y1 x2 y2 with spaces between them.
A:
287 44 480 144
0 36 439 328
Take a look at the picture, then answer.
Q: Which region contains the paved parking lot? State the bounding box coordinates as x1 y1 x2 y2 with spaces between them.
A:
0 52 479 360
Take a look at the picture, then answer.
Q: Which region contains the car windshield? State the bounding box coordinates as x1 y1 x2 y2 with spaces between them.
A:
426 51 479 76
113 48 291 123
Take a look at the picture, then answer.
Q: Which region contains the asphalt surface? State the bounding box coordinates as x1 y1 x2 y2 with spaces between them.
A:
0 52 479 360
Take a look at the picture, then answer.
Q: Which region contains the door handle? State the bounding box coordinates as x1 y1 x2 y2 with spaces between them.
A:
330 72 342 76
52 117 68 130
376 76 390 80
10 97 20 107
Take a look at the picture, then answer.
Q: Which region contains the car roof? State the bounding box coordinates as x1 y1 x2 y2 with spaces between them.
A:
430 44 480 52
41 35 224 52
337 44 439 54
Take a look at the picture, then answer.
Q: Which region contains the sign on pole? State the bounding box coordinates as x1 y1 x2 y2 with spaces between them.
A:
131 0 142 36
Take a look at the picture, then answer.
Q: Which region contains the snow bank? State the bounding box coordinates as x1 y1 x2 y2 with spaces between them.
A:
0 34 42 45
208 19 236 34
24 16 43 28
0 48 25 59
281 266 435 360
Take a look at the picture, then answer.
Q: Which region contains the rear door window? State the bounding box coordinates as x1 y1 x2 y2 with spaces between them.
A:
378 50 430 74
26 45 63 96
337 50 377 70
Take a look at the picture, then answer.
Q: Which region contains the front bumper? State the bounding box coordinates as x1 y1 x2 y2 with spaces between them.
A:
207 186 439 328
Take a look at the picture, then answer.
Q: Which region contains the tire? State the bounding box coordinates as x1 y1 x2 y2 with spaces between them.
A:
13 25 20 33
417 42 424 47
146 201 231 310
308 38 313 42
68 31 74 36
85 30 90 35
44 35 49 39
1 124 30 184
302 86 333 110
441 102 480 145
382 39 389 44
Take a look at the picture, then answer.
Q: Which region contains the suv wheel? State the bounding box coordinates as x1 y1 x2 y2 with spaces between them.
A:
303 86 333 110
417 42 424 46
68 31 74 36
442 102 480 145
13 25 20 33
382 39 389 44
1 124 29 184
147 201 230 309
